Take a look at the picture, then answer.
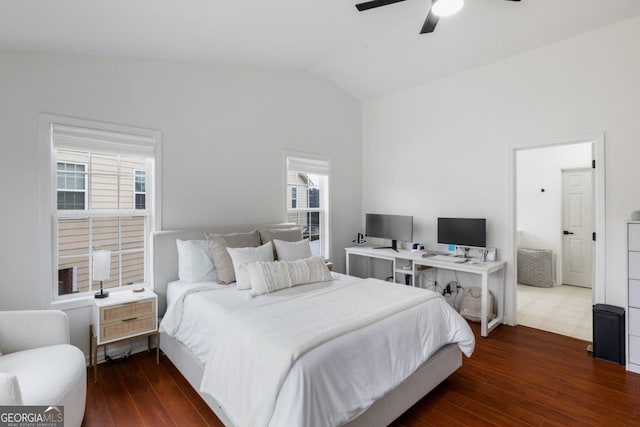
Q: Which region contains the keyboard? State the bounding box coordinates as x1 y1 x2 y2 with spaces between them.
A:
429 255 459 262
427 255 484 265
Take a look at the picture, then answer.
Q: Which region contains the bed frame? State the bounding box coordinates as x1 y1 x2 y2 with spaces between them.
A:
152 226 463 427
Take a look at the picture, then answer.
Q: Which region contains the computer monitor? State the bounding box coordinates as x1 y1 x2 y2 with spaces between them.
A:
437 217 486 248
365 213 413 251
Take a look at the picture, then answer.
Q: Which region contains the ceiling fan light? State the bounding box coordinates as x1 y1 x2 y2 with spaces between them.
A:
431 0 464 18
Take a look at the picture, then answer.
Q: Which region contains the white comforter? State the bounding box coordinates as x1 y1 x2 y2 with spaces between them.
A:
161 274 474 427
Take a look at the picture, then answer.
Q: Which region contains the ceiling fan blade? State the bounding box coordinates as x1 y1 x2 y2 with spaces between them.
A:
420 9 439 34
355 0 406 12
504 0 521 2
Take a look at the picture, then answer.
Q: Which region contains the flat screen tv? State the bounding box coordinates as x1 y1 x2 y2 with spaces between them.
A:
365 213 413 252
437 217 486 248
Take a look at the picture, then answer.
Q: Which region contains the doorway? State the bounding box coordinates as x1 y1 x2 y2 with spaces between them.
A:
509 134 605 342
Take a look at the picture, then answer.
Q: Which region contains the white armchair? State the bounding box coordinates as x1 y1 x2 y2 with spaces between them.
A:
0 310 86 427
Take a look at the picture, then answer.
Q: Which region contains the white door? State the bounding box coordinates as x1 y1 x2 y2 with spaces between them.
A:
562 168 593 288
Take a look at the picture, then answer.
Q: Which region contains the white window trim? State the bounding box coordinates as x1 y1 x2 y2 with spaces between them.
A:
284 151 331 260
39 114 162 309
56 161 88 210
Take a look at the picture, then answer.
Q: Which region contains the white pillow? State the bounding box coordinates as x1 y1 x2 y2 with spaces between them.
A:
248 256 333 296
226 241 274 290
273 239 312 261
176 239 217 283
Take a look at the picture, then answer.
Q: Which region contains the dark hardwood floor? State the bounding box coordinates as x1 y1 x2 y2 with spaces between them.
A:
83 323 640 426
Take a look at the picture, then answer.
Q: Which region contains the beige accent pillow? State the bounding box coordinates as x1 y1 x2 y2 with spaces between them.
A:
273 239 312 261
226 242 274 290
259 227 302 258
206 230 260 284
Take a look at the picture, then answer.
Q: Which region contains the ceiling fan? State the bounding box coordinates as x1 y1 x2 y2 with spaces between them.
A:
355 0 522 34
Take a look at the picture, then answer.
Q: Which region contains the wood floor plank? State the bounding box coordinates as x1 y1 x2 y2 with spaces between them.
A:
95 361 146 427
83 322 640 426
135 352 181 394
137 352 217 426
414 387 499 427
456 376 592 427
81 377 113 427
114 354 142 377
444 378 545 426
121 372 174 427
160 357 211 412
392 411 435 427
411 404 467 427
137 355 218 426
197 406 226 427
460 398 533 427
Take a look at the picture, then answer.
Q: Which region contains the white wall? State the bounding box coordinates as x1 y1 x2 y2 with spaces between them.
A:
516 143 592 285
0 52 362 355
362 16 640 324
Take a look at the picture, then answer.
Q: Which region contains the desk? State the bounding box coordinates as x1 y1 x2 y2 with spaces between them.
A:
345 246 506 337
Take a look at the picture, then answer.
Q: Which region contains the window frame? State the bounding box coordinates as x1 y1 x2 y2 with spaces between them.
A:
134 168 146 210
285 153 330 260
56 161 88 210
54 156 150 296
39 114 162 307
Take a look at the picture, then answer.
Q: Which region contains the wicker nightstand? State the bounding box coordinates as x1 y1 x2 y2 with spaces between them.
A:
89 288 159 382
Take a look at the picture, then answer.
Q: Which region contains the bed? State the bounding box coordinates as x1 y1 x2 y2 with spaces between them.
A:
153 226 475 427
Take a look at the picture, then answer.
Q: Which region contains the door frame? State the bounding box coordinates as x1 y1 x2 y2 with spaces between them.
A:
506 132 605 326
561 167 594 288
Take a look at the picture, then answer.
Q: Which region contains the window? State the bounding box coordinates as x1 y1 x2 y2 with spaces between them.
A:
286 155 330 259
57 162 87 210
134 169 146 210
41 116 160 300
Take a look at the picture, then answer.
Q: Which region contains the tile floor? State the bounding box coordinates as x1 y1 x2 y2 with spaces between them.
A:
517 283 592 341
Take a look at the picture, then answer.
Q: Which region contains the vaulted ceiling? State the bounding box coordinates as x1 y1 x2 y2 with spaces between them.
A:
2 0 640 99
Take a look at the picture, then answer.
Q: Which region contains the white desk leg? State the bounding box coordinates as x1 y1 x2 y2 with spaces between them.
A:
412 264 417 287
481 272 488 337
346 251 351 276
498 266 506 325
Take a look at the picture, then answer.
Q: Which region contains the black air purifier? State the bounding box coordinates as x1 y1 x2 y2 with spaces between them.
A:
592 304 625 365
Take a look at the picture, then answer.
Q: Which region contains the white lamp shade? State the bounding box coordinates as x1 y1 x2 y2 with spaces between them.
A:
93 250 111 281
432 0 464 18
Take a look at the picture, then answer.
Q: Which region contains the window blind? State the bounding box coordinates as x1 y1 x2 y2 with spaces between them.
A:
287 156 330 176
52 123 156 157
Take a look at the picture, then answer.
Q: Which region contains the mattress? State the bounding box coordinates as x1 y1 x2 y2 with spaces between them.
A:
160 273 474 427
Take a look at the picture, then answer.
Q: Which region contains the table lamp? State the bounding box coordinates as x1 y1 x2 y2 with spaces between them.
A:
93 250 111 299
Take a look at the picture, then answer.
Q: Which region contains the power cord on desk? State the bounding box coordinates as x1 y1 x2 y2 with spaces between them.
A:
443 281 465 311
